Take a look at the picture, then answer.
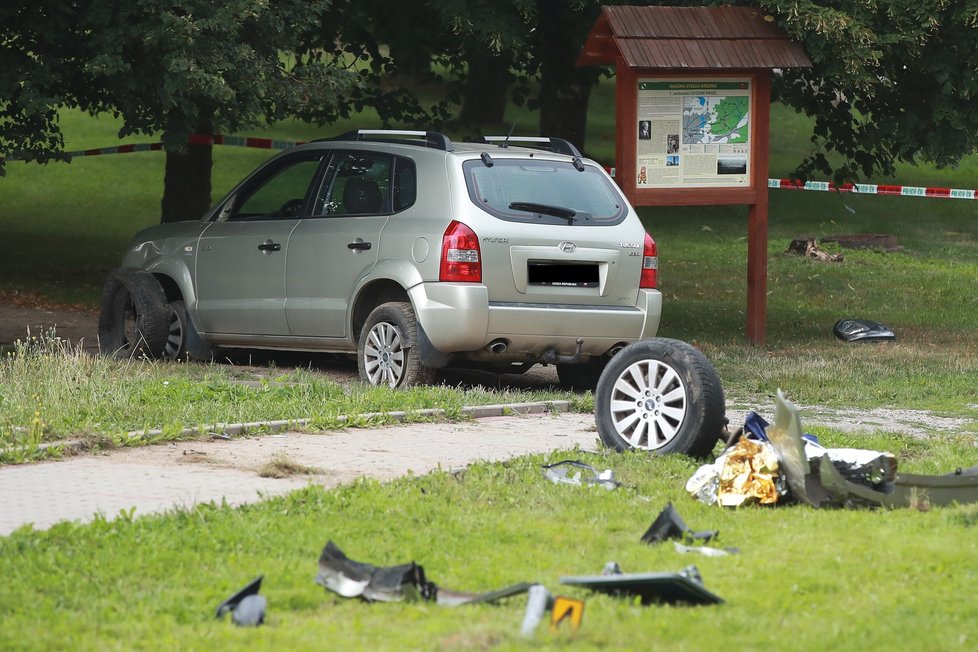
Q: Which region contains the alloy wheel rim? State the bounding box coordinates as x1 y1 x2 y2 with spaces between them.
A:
164 307 184 360
607 358 688 450
363 321 405 387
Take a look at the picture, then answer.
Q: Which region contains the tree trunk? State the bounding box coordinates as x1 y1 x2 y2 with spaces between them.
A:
535 0 599 152
459 53 511 128
160 141 213 224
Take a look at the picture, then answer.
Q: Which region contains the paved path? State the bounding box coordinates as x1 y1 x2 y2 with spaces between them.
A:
0 412 598 536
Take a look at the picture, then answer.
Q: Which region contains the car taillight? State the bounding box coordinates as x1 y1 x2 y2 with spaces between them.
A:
440 220 482 282
640 233 658 289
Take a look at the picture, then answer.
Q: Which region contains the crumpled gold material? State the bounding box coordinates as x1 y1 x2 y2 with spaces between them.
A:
717 438 781 507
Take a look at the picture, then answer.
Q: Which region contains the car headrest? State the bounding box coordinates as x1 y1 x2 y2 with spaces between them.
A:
343 177 383 214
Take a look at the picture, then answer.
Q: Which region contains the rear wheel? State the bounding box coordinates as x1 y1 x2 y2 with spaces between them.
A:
594 338 725 457
164 300 214 361
357 302 435 388
98 269 169 360
164 301 187 360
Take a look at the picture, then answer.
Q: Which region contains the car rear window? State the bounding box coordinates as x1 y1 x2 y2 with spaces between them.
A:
463 158 627 225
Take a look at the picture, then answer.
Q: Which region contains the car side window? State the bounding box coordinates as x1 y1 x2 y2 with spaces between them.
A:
392 157 417 212
314 152 393 217
229 156 323 221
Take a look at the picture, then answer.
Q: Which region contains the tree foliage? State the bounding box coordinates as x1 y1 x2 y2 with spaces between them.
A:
760 0 978 180
0 0 358 218
4 0 978 201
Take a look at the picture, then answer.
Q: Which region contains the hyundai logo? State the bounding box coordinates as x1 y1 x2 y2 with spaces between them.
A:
558 241 577 253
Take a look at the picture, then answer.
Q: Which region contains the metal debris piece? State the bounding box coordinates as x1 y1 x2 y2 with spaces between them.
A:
543 460 619 490
772 392 978 508
215 576 267 627
316 540 532 606
315 540 435 603
640 502 717 544
765 390 819 505
436 582 535 607
561 563 723 605
674 542 740 557
520 585 554 636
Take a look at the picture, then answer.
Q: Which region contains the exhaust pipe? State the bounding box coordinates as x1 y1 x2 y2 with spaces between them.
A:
488 339 509 354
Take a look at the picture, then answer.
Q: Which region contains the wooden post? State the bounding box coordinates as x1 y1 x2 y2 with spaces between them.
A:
746 72 771 346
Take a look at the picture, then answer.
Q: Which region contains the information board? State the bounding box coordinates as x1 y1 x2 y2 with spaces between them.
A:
635 79 751 188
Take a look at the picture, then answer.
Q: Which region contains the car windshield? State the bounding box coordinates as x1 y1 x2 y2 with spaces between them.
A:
463 159 627 225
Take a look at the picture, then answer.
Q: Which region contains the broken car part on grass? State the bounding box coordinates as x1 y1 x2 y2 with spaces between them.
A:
689 390 978 508
561 563 723 606
315 540 533 606
833 318 896 342
641 502 717 545
215 575 267 627
543 459 619 490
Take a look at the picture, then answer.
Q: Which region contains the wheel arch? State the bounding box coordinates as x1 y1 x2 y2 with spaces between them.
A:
351 279 410 344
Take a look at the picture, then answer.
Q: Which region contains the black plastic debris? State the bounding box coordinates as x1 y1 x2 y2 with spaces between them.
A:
316 540 532 606
641 502 717 545
833 318 896 342
542 460 619 490
215 576 267 627
561 563 723 605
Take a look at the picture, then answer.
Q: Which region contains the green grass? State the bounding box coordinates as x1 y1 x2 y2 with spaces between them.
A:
3 447 978 650
0 333 579 461
1 81 977 442
2 82 978 649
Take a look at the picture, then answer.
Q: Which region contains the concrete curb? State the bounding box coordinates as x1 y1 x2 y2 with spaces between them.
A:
6 400 576 460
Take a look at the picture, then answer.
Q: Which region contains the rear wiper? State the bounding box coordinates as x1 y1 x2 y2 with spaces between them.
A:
509 201 577 224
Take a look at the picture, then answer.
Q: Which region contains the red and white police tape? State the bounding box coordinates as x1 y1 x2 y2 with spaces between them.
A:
604 167 976 200
2 134 307 161
6 136 976 200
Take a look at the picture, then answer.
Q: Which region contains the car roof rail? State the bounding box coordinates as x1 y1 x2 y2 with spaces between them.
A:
482 135 582 158
321 129 454 152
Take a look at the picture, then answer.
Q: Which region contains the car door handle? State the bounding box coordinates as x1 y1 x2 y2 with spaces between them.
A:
258 241 282 253
347 241 372 251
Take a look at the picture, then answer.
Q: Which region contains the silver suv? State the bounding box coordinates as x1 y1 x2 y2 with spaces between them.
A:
99 130 662 388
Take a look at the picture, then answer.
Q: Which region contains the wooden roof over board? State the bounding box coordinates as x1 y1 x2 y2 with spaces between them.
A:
577 5 811 70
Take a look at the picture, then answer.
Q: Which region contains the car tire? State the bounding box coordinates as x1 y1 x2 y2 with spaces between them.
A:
594 338 725 457
98 268 170 360
358 302 436 388
165 300 214 362
557 358 607 391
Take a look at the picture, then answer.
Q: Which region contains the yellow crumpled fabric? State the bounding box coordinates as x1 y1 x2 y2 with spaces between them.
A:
717 438 781 507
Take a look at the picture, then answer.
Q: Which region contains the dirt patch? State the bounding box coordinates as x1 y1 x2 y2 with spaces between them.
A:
0 301 100 354
822 233 902 252
0 300 560 387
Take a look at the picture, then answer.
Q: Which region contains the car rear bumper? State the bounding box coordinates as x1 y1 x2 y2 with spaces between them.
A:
410 283 661 357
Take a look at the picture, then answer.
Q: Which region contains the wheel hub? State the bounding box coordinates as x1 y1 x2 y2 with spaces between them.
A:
608 359 688 450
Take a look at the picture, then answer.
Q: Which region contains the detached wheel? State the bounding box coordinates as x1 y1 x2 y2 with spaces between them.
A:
357 302 435 388
98 268 169 360
595 338 725 457
165 300 214 362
